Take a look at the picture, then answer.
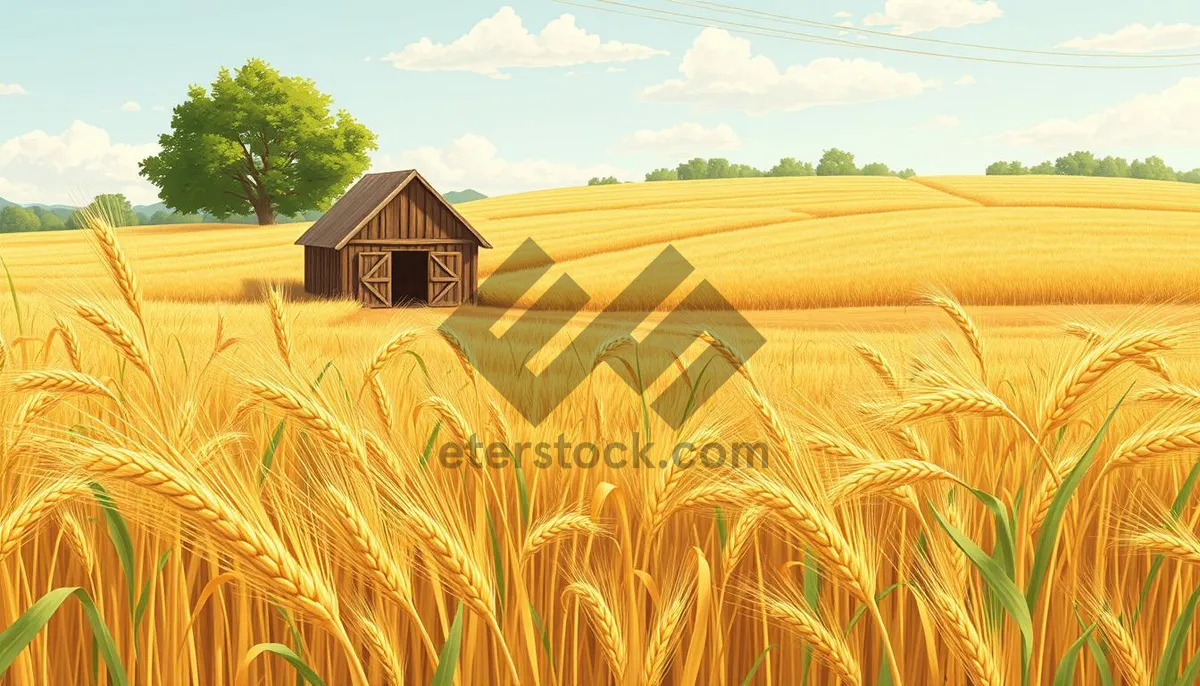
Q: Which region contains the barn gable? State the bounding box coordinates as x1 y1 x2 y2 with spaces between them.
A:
294 170 491 250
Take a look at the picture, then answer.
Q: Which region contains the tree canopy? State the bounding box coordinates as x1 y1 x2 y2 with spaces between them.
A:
986 151 1200 184
0 206 41 232
140 58 377 225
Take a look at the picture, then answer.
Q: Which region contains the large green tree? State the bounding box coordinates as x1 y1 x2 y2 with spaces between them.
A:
75 194 139 227
140 58 377 225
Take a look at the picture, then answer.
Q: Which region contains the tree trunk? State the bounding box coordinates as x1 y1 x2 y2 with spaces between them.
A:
252 198 276 226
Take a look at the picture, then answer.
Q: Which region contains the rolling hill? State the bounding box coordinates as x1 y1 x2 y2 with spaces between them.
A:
1 175 1198 309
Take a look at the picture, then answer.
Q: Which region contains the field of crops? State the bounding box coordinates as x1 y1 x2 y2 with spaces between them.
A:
3 175 1200 308
3 177 1200 685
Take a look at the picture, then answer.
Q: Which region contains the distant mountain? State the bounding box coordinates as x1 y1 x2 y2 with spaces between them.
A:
133 202 171 215
0 196 13 211
443 189 486 204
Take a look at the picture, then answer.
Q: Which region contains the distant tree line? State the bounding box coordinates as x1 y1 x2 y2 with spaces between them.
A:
986 151 1200 183
0 192 323 233
600 149 915 184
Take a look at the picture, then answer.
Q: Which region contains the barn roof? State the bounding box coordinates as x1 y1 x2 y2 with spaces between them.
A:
294 170 492 250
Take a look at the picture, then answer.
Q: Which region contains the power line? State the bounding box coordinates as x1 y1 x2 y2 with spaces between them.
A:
555 0 1200 69
670 0 1200 60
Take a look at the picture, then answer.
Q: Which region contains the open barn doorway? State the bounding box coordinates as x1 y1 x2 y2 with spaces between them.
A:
390 250 429 306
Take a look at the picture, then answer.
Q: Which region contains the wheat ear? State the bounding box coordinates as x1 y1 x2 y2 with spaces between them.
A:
1066 322 1171 381
722 507 765 583
436 328 477 382
365 328 422 379
829 459 959 502
921 586 1003 686
54 316 83 371
565 581 626 679
74 301 154 379
83 208 144 324
521 512 600 563
58 511 96 577
265 285 293 369
640 592 691 686
700 330 758 391
366 375 394 432
13 370 116 399
355 612 406 686
246 379 369 466
1135 384 1200 405
0 479 88 561
763 596 862 686
853 342 900 394
1104 423 1200 476
1094 607 1150 686
1127 522 1200 566
921 293 986 381
880 387 1009 425
327 489 437 660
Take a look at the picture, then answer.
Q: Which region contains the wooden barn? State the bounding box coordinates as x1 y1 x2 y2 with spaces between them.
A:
296 170 491 307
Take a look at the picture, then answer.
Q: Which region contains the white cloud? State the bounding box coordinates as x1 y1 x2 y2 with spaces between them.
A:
0 121 159 204
863 0 1002 35
607 66 626 73
834 10 854 18
120 101 141 112
1000 77 1200 150
376 133 628 195
622 122 741 154
955 74 977 86
924 114 961 128
381 6 667 79
0 83 26 96
640 28 930 114
1059 23 1200 53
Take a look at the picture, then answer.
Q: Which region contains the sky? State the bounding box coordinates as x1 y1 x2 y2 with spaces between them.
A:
1 0 1199 205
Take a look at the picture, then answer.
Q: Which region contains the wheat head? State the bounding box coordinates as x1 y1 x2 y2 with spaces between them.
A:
521 512 600 563
763 596 861 686
829 459 959 503
265 286 293 369
565 580 626 679
0 479 88 561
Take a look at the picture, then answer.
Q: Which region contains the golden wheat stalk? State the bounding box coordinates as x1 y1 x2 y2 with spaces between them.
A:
521 512 600 563
355 612 406 686
413 396 474 451
700 330 758 391
0 479 88 561
265 286 293 369
13 369 116 400
853 342 900 394
326 489 436 660
246 379 369 466
1135 384 1200 405
1065 322 1171 381
880 387 1009 425
367 374 394 432
802 428 881 464
920 293 986 381
365 328 422 380
1094 606 1150 686
58 511 96 577
592 334 637 381
763 596 862 686
1126 522 1200 566
74 301 154 379
54 316 83 371
640 592 690 686
722 507 765 583
1039 327 1183 436
647 426 722 535
436 328 477 382
565 581 626 679
829 459 959 503
921 586 1004 686
12 393 61 434
1104 423 1200 476
83 208 144 324
891 426 931 461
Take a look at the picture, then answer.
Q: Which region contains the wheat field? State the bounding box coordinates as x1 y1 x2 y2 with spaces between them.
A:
2 177 1200 685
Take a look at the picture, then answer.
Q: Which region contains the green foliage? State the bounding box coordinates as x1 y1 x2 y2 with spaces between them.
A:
896 168 917 179
861 162 893 176
0 587 126 685
1054 150 1099 176
76 194 138 227
36 211 65 230
140 58 377 225
0 206 40 232
1131 155 1177 181
768 157 814 177
1095 156 1132 178
1179 168 1200 184
587 176 621 186
676 157 711 180
816 148 860 176
1029 161 1056 175
645 167 678 182
986 160 1029 175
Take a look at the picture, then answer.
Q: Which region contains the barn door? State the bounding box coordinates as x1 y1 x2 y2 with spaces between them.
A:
357 251 392 308
428 251 462 306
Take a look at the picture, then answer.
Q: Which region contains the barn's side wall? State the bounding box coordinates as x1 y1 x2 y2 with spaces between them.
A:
303 246 340 297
